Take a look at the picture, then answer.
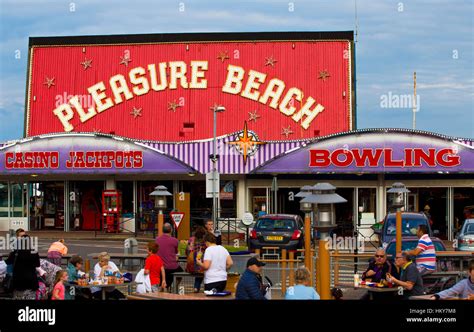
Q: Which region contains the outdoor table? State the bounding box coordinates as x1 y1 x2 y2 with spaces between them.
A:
66 281 139 300
409 294 435 300
357 285 400 300
340 288 369 300
408 294 470 300
126 292 234 300
88 253 148 270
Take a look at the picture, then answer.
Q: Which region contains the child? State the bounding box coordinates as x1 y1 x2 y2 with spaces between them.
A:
144 242 166 292
66 255 90 300
52 270 68 300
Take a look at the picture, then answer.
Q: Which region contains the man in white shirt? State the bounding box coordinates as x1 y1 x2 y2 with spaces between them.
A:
196 233 233 292
91 252 125 300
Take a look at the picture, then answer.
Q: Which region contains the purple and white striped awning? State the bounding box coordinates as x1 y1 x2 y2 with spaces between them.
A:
144 134 308 174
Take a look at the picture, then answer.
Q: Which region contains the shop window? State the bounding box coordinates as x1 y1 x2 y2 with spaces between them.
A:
0 182 7 217
454 188 474 233
249 188 267 219
11 183 27 217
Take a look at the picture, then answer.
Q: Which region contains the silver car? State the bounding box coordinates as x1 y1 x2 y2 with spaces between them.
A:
456 218 474 251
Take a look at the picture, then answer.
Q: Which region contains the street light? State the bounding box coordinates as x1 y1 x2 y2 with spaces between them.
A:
296 185 314 278
387 182 410 254
212 106 225 228
300 183 347 299
149 185 172 237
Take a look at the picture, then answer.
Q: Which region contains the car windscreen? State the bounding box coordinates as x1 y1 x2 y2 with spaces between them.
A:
384 217 428 236
463 223 474 235
256 218 295 230
386 241 445 257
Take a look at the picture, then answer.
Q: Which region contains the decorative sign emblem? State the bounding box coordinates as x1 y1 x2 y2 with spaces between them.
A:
228 121 266 164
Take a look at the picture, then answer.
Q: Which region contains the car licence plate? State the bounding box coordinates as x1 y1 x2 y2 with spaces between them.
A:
266 236 283 241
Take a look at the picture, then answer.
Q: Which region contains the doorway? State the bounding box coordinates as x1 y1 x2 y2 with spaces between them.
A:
69 181 104 231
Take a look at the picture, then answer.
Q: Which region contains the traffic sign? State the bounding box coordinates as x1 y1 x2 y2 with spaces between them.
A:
170 212 185 229
242 212 254 226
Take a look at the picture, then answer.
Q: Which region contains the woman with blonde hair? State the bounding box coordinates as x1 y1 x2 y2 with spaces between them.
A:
285 267 320 300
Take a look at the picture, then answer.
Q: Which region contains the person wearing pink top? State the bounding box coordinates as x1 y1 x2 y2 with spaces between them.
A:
52 270 68 300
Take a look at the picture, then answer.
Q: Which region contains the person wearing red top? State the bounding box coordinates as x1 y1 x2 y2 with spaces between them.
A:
144 242 166 292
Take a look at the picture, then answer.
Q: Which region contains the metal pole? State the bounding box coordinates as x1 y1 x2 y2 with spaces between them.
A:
319 238 331 299
158 210 164 238
281 249 287 297
412 71 417 130
396 207 402 254
304 213 311 271
212 110 217 226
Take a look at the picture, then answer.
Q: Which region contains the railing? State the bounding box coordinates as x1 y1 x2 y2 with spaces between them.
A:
216 218 248 246
254 248 318 299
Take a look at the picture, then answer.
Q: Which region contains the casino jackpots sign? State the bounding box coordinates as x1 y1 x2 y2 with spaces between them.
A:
25 34 353 142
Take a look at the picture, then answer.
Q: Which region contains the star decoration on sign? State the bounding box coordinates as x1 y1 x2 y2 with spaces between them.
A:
43 77 55 89
130 107 142 119
120 55 132 66
318 70 331 81
168 100 181 112
81 58 92 70
265 56 278 67
281 126 294 138
228 121 266 165
248 110 261 122
217 51 230 63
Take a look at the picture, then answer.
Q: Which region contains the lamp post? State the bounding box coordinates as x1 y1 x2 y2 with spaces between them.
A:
149 185 172 238
211 106 225 228
301 183 347 300
296 185 314 274
387 182 410 254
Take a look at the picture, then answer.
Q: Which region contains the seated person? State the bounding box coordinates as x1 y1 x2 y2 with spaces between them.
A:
66 255 90 300
362 248 393 283
67 255 87 282
387 252 424 299
431 259 474 300
92 252 125 300
285 267 320 300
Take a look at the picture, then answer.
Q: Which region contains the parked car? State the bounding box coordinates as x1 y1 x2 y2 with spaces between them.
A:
385 236 447 260
249 214 304 251
455 218 474 251
373 212 438 249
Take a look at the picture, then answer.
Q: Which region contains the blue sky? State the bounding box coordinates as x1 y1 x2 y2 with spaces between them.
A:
0 0 472 141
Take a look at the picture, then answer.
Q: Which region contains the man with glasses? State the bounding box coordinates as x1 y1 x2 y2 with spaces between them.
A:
386 252 424 299
362 248 394 283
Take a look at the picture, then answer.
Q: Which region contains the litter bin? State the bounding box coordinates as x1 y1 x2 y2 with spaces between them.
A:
124 238 138 271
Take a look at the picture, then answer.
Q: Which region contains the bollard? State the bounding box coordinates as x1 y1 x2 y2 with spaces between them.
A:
289 251 295 286
281 249 287 297
85 259 90 276
124 238 138 271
